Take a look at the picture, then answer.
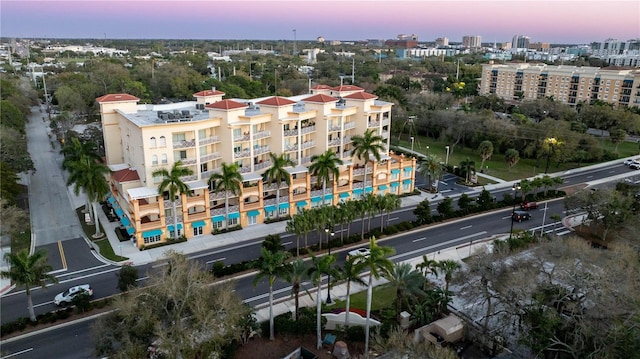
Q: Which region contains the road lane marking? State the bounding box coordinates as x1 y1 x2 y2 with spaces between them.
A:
54 264 110 278
557 230 571 235
394 231 488 260
152 262 168 268
282 241 293 246
412 237 427 243
205 257 226 265
188 240 263 260
58 241 67 271
388 217 399 221
460 225 472 230
0 348 34 358
501 215 511 219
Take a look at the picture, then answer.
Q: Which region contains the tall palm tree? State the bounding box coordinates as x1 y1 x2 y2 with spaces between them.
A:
360 237 395 358
153 161 194 239
351 129 385 190
417 155 444 192
208 162 242 230
384 262 425 323
1 249 58 321
282 258 309 321
61 137 102 218
252 248 290 340
307 251 338 349
341 258 366 327
340 200 358 240
438 259 462 293
383 194 401 230
309 150 343 207
67 157 110 237
285 217 303 257
416 255 440 290
262 153 294 220
459 157 475 184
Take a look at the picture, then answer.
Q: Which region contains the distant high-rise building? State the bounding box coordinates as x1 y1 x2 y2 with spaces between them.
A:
528 42 550 51
435 37 449 47
512 35 531 49
386 34 418 49
462 35 482 48
590 38 640 56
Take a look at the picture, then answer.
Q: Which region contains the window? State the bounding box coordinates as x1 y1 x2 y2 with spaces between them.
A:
233 128 242 139
265 210 275 218
402 183 410 192
159 136 166 147
152 155 158 165
248 215 257 225
198 129 206 139
279 207 289 216
161 154 168 164
227 217 238 227
193 226 203 236
200 163 208 173
143 235 161 244
173 133 186 143
174 150 187 161
153 175 162 184
212 220 223 229
150 137 157 148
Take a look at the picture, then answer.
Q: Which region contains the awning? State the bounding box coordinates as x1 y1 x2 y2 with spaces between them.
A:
311 197 322 203
167 223 183 232
121 216 131 227
378 185 388 190
353 188 363 195
404 166 413 172
390 181 400 187
107 196 115 204
192 220 205 228
241 172 262 182
115 208 124 218
339 192 350 198
297 201 307 207
278 202 290 209
324 194 333 200
390 169 400 174
403 179 412 184
248 210 260 216
264 205 277 212
212 215 225 222
228 212 240 219
286 165 309 174
142 229 162 238
126 227 135 236
365 187 373 193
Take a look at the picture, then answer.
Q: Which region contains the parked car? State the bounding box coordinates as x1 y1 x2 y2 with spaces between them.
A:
346 248 370 263
630 162 640 170
512 210 532 222
54 284 93 306
520 201 538 210
623 159 635 165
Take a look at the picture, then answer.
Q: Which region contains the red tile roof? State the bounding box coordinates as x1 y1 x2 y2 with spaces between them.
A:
96 94 140 103
112 168 140 183
311 85 333 90
344 92 378 100
193 89 225 97
256 96 297 106
332 85 364 92
205 99 248 110
303 94 339 103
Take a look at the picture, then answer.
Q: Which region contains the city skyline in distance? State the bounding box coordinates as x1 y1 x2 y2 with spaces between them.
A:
1 0 639 45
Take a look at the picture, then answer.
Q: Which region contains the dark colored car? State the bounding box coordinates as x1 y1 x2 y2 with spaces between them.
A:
520 201 538 210
512 210 531 222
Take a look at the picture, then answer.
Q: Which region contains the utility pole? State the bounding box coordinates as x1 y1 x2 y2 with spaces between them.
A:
293 29 297 56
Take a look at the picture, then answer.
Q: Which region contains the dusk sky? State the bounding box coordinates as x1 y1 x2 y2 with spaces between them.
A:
2 0 639 44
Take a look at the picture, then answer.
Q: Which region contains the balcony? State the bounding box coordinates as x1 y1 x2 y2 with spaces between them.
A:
199 136 220 145
254 145 270 156
353 167 372 176
329 125 342 132
254 130 271 140
342 150 353 158
301 140 315 149
186 195 206 207
284 143 299 152
328 138 341 146
381 117 390 126
138 202 161 217
300 156 311 164
210 190 238 201
243 201 262 211
367 121 380 128
210 205 239 216
344 121 356 130
233 134 250 142
180 174 198 182
301 125 316 134
234 150 251 159
138 221 162 232
173 139 196 149
201 169 218 179
284 128 299 137
164 214 184 225
254 160 273 171
240 166 251 173
343 136 352 144
200 152 221 162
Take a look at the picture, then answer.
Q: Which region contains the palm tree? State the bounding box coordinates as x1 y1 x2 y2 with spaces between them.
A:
283 258 309 321
416 255 440 290
252 248 290 340
67 157 110 237
262 153 294 220
1 249 58 321
152 161 194 239
351 129 385 191
417 155 444 192
208 162 242 230
307 251 338 349
383 194 401 230
384 262 425 323
340 200 358 240
459 157 475 184
61 137 101 218
438 259 462 293
309 150 343 207
286 217 303 257
341 258 366 327
360 237 395 358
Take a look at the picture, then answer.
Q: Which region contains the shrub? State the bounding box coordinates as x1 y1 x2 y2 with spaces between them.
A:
72 293 92 314
344 325 365 342
116 264 139 292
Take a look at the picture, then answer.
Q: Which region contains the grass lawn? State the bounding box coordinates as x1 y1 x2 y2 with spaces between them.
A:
11 229 31 254
323 283 395 312
395 135 640 182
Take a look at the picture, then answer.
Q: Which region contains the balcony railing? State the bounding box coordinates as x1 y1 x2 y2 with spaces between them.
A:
234 150 251 159
180 157 197 165
199 136 220 145
254 145 270 155
381 118 390 126
283 129 299 136
240 166 251 173
254 130 271 140
342 150 353 158
329 125 341 132
254 160 273 171
180 174 198 182
368 121 380 128
233 134 250 142
343 136 352 144
301 125 316 134
173 139 196 149
300 156 311 164
200 152 221 162
328 138 341 146
353 167 372 176
210 205 239 216
284 143 299 152
210 190 238 200
344 121 356 130
301 140 315 149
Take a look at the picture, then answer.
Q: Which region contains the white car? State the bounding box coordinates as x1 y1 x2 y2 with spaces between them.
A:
54 284 93 306
346 248 370 262
630 162 640 170
624 159 640 166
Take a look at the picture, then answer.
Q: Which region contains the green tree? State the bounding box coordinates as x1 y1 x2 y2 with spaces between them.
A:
504 148 520 171
208 162 242 230
0 163 22 205
282 258 309 321
609 128 626 153
152 161 193 239
262 152 294 220
67 157 110 237
459 157 475 184
413 198 432 224
457 193 474 212
416 255 440 290
476 188 494 210
0 126 35 173
438 259 461 293
382 193 402 231
478 140 493 170
1 249 58 321
340 258 366 327
384 262 425 323
307 251 338 349
309 150 343 206
0 100 25 133
116 264 139 292
262 233 285 254
417 155 444 192
352 129 385 190
61 137 102 220
436 197 454 218
252 248 290 340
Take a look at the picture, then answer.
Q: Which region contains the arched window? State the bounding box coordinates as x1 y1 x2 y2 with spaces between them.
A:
159 136 166 147
161 154 168 164
151 155 158 165
150 137 157 148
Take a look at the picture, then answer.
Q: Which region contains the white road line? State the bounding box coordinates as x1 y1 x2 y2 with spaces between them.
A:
388 217 399 221
48 268 68 275
586 175 593 179
501 215 511 219
395 231 487 259
460 225 472 230
556 230 571 236
189 240 262 260
440 189 452 193
205 257 226 265
1 348 34 358
152 262 169 268
282 241 293 246
412 237 427 243
54 264 111 278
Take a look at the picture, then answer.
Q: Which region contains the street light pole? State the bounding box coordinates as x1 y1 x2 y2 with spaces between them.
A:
445 146 450 165
410 137 415 152
426 145 430 156
324 225 335 304
509 182 521 240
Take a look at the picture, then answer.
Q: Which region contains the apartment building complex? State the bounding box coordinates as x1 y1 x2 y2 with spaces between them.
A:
97 86 416 248
479 63 640 108
462 35 482 49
